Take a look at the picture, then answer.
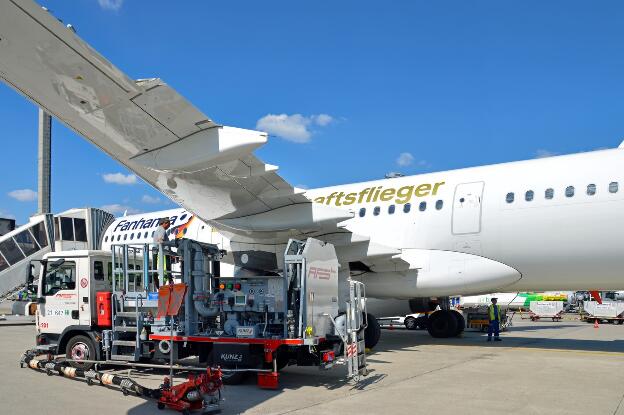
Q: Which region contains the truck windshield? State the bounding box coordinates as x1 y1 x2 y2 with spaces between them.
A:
42 261 76 296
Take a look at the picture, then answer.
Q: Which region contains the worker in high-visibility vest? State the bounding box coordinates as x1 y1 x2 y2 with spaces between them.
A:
487 298 502 342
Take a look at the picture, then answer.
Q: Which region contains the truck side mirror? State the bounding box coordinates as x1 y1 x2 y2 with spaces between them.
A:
26 263 35 284
37 297 46 304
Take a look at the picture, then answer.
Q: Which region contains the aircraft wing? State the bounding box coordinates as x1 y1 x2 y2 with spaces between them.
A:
0 0 407 272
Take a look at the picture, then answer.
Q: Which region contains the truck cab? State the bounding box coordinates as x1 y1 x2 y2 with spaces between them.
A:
35 250 112 361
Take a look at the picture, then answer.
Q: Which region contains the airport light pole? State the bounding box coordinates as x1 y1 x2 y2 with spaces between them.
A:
37 108 51 214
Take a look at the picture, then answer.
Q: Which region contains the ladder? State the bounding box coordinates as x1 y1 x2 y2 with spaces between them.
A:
109 292 145 362
345 280 368 381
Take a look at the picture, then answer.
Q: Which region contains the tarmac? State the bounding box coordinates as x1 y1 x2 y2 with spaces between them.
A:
1 315 624 415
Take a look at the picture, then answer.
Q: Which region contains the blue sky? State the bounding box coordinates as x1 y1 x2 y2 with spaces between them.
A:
1 0 624 224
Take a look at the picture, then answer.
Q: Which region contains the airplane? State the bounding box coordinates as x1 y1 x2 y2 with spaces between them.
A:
1 0 623 346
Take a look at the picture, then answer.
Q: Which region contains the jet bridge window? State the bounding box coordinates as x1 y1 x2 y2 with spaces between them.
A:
505 192 514 203
359 208 366 218
525 190 534 202
74 218 87 242
30 222 48 248
435 200 443 210
388 205 396 214
373 206 380 216
14 229 39 257
403 203 411 213
587 184 596 196
545 188 554 200
0 254 8 272
419 202 427 211
0 238 24 265
60 217 74 241
609 182 619 193
565 186 575 198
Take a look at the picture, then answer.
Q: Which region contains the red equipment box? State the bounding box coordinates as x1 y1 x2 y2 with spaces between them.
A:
96 291 112 327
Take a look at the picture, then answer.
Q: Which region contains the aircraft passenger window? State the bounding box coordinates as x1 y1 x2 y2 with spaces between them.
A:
565 186 575 198
359 208 366 218
419 202 426 212
94 261 104 281
130 233 134 240
525 190 534 202
116 235 121 242
436 200 443 210
144 231 149 238
505 192 514 203
104 236 108 242
587 184 596 196
30 222 48 248
545 188 554 199
373 206 380 216
403 203 411 213
74 218 87 242
180 214 187 221
388 205 395 214
609 182 619 193
123 234 127 241
151 231 155 237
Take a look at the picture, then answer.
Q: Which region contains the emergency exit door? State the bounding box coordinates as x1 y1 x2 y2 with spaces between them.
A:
452 182 484 234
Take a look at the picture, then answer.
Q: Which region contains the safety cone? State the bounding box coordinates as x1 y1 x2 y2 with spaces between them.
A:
594 319 599 328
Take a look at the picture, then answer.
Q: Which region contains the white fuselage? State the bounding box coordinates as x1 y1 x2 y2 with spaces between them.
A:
102 148 624 299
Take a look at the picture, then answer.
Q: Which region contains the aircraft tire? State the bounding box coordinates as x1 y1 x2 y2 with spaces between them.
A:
452 311 465 336
427 310 458 338
364 313 381 349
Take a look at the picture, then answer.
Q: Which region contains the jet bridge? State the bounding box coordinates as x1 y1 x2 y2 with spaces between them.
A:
0 208 114 306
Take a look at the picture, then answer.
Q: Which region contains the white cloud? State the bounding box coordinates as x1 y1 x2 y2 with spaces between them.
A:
102 172 137 185
98 0 124 11
256 113 334 143
8 189 37 202
535 149 558 159
313 114 333 126
101 204 141 216
141 195 162 204
396 152 415 167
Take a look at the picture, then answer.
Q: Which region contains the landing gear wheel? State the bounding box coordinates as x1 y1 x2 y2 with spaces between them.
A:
452 311 465 336
66 335 96 370
157 402 165 410
404 316 418 330
427 310 458 338
364 313 381 349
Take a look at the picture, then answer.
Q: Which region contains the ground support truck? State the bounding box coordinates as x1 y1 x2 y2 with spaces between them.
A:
30 237 368 388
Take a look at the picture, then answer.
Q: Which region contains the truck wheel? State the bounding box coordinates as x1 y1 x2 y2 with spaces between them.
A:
66 335 96 370
427 310 458 338
364 313 381 349
404 316 418 330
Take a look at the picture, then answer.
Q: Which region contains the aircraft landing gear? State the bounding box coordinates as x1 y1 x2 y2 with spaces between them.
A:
364 313 381 349
426 310 465 338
